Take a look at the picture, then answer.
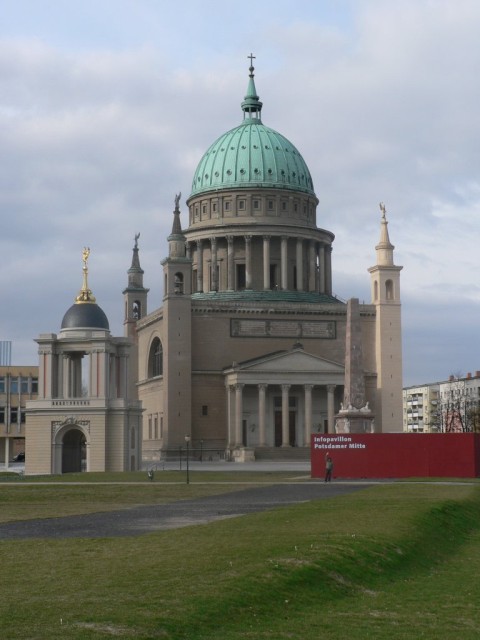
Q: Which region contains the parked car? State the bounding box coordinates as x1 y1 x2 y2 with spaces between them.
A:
12 452 25 462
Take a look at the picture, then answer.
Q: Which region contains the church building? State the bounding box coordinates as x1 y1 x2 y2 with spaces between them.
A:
24 61 403 473
134 61 404 462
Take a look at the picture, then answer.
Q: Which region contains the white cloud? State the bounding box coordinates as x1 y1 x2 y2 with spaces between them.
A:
1 0 480 384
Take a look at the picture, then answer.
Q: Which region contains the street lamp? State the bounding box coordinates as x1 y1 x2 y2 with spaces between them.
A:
185 434 191 484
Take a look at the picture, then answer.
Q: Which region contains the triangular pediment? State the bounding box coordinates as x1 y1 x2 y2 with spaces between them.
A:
229 349 344 375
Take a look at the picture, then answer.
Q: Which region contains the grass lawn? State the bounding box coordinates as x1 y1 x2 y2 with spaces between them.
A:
0 478 479 639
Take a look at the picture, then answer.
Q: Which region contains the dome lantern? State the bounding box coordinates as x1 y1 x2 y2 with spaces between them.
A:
241 54 263 122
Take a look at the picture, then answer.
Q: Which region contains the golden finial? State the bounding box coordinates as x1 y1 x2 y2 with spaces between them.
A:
75 246 96 303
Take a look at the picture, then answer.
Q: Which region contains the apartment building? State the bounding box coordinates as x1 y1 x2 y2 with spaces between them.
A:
0 366 38 466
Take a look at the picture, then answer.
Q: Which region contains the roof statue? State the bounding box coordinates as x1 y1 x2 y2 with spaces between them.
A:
174 192 181 210
379 202 387 219
134 232 140 249
75 246 96 304
62 245 109 329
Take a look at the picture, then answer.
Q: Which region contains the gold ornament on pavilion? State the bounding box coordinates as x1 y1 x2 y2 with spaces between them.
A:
75 246 97 303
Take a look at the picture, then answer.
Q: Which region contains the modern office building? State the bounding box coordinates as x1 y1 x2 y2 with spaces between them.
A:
0 366 38 466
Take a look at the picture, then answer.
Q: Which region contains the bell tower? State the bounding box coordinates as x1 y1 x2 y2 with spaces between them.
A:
123 233 149 339
368 203 403 432
161 194 193 450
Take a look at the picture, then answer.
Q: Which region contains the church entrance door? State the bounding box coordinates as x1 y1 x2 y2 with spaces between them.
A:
62 429 86 473
274 411 296 447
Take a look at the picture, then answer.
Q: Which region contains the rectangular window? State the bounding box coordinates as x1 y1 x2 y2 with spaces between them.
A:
148 415 153 440
160 416 163 438
238 200 245 210
224 201 231 211
20 409 26 424
268 200 274 210
10 378 18 394
154 415 158 439
253 199 260 209
31 378 38 394
21 377 29 394
0 407 5 423
212 202 217 212
236 264 246 290
202 405 208 416
10 407 18 424
269 264 277 289
0 377 4 393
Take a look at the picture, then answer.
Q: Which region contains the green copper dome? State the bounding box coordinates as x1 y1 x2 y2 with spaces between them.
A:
190 63 315 198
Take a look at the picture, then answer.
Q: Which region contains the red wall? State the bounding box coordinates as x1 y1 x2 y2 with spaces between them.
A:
311 433 480 479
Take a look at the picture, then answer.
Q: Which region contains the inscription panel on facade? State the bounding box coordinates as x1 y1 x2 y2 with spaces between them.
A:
231 319 335 339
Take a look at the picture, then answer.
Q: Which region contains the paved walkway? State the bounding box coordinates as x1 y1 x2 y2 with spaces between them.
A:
0 481 373 540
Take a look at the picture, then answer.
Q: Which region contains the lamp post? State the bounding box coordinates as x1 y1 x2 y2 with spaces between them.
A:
185 434 191 484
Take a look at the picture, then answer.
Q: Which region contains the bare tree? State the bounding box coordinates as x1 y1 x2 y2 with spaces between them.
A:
439 377 480 432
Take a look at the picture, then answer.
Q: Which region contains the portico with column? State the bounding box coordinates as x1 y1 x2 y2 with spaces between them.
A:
223 345 344 458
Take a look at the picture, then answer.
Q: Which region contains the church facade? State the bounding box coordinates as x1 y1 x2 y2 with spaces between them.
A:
134 62 404 462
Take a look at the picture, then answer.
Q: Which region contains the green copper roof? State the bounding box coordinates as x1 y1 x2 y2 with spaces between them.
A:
191 290 341 305
190 62 315 198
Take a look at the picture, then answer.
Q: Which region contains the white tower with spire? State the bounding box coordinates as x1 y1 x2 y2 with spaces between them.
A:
368 204 403 432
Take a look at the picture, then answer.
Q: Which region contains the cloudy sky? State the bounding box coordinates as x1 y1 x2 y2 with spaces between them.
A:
1 0 480 386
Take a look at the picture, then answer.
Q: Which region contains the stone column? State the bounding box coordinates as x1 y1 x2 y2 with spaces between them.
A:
89 351 96 397
56 353 64 399
235 384 244 446
226 384 234 448
210 237 218 292
38 349 49 399
319 244 326 293
304 384 314 446
263 236 271 290
296 238 304 291
227 236 234 290
327 384 336 433
281 384 291 446
258 384 268 446
109 354 116 399
196 240 203 293
98 349 108 398
308 240 316 292
325 246 332 295
281 237 288 290
63 354 70 399
245 235 252 289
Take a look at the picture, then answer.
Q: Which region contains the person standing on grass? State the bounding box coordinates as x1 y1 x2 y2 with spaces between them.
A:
325 453 333 482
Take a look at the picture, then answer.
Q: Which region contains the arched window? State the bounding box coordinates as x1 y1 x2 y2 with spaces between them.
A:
385 279 394 300
174 273 184 294
148 338 163 378
132 300 141 320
